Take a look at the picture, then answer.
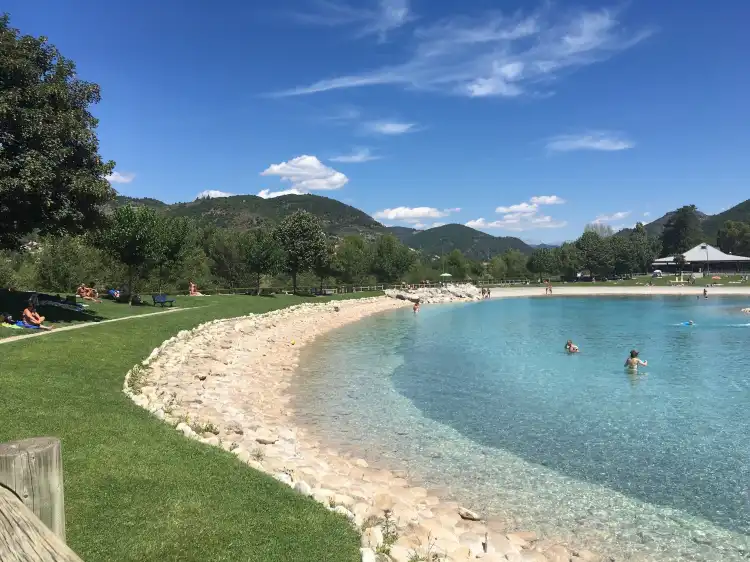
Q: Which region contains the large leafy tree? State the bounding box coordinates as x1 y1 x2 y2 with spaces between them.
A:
246 228 283 294
629 222 660 273
94 205 163 301
312 240 337 291
502 249 529 279
489 255 507 280
527 248 558 279
554 243 582 280
205 228 249 289
154 216 195 291
584 223 614 237
335 235 372 284
661 205 703 256
576 231 614 277
717 220 750 257
0 15 115 250
445 249 467 279
273 210 326 293
609 235 636 275
370 234 414 283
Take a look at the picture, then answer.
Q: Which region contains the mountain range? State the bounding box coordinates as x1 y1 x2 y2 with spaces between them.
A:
114 194 750 259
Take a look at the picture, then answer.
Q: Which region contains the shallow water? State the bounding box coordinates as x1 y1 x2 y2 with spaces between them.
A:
294 296 750 561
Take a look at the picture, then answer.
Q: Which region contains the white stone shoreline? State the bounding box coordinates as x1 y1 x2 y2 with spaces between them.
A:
123 295 610 562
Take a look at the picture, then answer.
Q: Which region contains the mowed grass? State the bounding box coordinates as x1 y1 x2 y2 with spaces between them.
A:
1 293 380 561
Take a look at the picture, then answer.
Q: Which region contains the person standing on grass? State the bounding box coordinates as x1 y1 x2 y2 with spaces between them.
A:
22 302 53 330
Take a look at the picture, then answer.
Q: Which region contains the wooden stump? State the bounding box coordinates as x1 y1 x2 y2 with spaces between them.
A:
0 437 66 540
0 485 82 561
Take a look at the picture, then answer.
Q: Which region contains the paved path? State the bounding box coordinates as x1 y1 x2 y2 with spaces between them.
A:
0 307 201 346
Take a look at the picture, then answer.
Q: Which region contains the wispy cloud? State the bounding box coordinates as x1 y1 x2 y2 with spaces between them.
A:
257 188 306 199
196 190 234 199
105 171 135 184
330 147 381 163
593 210 630 224
643 212 650 217
260 155 348 195
290 0 413 42
546 131 634 152
373 206 459 224
469 194 567 231
273 6 652 98
364 120 418 135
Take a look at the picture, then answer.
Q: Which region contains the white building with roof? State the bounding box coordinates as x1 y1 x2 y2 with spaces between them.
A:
653 243 750 273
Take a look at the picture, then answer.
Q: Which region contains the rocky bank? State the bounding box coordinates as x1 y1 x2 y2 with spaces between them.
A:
123 296 604 562
385 283 483 304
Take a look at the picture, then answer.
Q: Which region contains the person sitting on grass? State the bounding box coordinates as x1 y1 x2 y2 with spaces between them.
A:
189 280 203 296
22 302 53 331
77 283 101 302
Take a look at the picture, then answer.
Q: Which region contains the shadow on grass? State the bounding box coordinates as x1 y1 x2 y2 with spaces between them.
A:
0 289 105 325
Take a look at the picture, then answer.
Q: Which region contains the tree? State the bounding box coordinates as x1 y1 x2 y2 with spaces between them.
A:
554 243 582 280
489 256 507 280
154 217 195 291
246 228 283 295
661 205 703 256
94 205 163 301
0 15 115 250
674 253 687 279
34 236 107 292
629 223 659 273
576 231 614 277
584 223 614 237
273 211 326 293
445 249 467 279
609 235 636 275
717 220 750 257
527 248 557 280
336 236 372 284
370 234 415 283
312 240 337 291
205 229 249 289
502 249 529 279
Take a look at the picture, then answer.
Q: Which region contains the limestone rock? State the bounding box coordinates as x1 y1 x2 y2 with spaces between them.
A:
274 472 293 486
355 458 369 468
572 550 602 562
333 505 355 521
374 492 395 512
458 506 481 521
361 526 384 549
360 548 377 562
256 431 278 445
543 545 571 562
294 481 312 496
132 394 149 408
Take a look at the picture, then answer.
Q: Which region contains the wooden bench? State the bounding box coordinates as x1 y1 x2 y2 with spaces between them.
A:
152 294 175 307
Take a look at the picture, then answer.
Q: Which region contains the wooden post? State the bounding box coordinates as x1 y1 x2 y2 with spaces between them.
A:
0 438 66 540
0 485 82 561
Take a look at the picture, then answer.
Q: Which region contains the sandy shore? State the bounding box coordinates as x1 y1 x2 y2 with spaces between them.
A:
122 291 749 562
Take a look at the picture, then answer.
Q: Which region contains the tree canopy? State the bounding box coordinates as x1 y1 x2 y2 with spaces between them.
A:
660 205 703 256
273 211 327 293
0 15 115 250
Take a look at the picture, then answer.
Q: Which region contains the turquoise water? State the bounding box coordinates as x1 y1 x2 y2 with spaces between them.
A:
294 297 750 561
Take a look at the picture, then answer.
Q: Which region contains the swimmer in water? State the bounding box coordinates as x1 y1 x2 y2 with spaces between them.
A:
564 340 579 353
624 349 647 370
413 300 420 314
686 320 694 326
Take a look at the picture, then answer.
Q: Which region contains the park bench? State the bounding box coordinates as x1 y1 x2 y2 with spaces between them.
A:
152 294 175 308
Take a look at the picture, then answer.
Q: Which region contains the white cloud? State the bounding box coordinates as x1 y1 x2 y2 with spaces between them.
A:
373 206 460 225
105 171 135 184
196 190 234 199
486 195 567 230
431 222 446 228
273 6 652 98
364 120 417 135
261 155 348 192
466 216 567 231
330 147 381 163
290 0 413 42
495 202 538 214
593 211 631 224
643 211 650 217
530 195 565 205
546 131 634 152
257 188 306 199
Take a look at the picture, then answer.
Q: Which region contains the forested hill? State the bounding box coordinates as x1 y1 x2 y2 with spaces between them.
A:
114 194 386 237
618 199 750 240
114 194 533 258
396 224 532 258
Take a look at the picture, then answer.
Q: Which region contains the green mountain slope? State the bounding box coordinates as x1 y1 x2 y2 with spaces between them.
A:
403 224 532 259
701 199 750 240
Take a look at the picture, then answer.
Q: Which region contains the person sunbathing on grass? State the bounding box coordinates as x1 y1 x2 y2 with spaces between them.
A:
189 280 204 296
22 302 53 331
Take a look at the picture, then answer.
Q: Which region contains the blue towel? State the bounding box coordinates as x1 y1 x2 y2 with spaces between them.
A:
16 321 40 330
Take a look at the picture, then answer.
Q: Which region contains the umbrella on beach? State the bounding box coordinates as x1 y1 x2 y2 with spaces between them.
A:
712 276 721 280
440 273 452 278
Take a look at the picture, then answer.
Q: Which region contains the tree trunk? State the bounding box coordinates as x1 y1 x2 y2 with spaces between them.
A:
257 272 261 296
292 271 297 295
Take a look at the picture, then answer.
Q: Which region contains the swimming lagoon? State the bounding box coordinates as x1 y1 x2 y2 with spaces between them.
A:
295 296 750 561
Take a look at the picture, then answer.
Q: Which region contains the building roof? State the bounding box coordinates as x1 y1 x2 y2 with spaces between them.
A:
654 243 750 264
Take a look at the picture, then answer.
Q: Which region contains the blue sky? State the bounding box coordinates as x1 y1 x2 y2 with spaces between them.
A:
5 0 750 242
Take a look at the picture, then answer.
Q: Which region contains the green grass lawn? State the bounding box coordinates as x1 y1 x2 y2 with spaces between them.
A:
1 293 380 561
